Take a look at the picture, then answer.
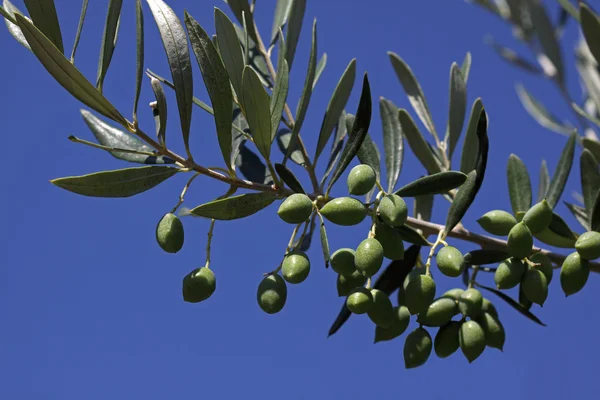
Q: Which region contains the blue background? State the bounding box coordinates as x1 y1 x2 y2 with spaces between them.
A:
1 1 599 399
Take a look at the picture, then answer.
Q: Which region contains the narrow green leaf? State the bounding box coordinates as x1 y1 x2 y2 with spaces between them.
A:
226 0 258 43
507 154 533 215
320 111 347 189
396 225 432 246
283 19 317 164
591 189 600 232
581 149 600 221
463 249 510 265
147 0 193 156
14 14 126 124
388 52 436 137
546 131 577 209
444 108 488 235
326 73 372 195
398 109 442 175
460 98 484 174
185 11 234 172
214 8 244 98
271 0 292 44
516 84 573 135
70 0 88 62
284 0 306 71
583 138 600 163
395 171 467 198
236 143 273 185
270 31 289 142
97 0 123 91
51 166 179 198
242 10 249 65
548 212 577 240
241 66 272 160
314 59 356 163
538 159 550 203
276 129 306 166
445 63 467 159
275 163 305 194
477 284 545 326
148 76 167 146
23 0 63 54
572 102 600 128
527 0 564 83
557 0 579 22
318 213 330 267
313 53 327 90
190 192 277 220
80 109 172 165
231 108 248 170
0 2 16 24
564 202 590 231
133 0 144 120
356 133 381 203
486 38 543 75
2 0 30 50
580 5 600 66
146 69 214 115
380 98 404 192
414 194 434 222
461 52 472 84
233 20 271 87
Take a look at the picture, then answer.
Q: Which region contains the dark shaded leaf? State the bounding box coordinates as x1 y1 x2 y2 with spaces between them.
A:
507 154 532 215
241 66 272 161
24 0 63 53
51 166 179 198
284 0 305 71
395 171 467 197
398 109 442 175
320 111 347 188
70 0 88 62
518 285 533 311
582 138 600 163
548 212 577 240
380 97 404 192
546 131 577 209
296 215 316 251
516 84 573 135
275 163 305 193
580 4 600 66
357 133 381 202
96 0 123 91
581 149 600 221
133 0 144 120
2 0 31 50
190 192 277 220
396 225 433 246
149 76 167 145
414 194 434 222
460 98 484 174
463 249 510 266
276 129 305 166
564 202 590 231
538 159 549 203
317 213 330 268
214 8 244 98
231 106 249 169
446 62 467 159
477 284 546 326
270 31 289 141
592 189 600 231
236 143 273 185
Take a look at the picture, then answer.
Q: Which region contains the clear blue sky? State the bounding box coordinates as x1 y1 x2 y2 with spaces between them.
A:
1 1 599 399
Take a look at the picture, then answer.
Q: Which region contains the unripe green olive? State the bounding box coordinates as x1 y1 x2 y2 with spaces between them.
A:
522 199 553 234
156 213 184 253
476 210 517 236
330 248 357 276
436 246 465 277
560 251 590 296
257 274 287 314
355 238 384 277
507 222 533 259
575 231 600 261
458 288 483 318
182 267 216 303
374 223 405 260
417 298 458 327
434 321 461 358
403 270 436 315
281 251 310 284
378 194 408 227
374 306 411 343
319 197 367 226
528 253 553 284
441 288 464 302
521 268 548 305
336 270 367 297
346 287 373 314
404 327 432 369
459 320 486 363
277 193 313 224
367 289 395 328
347 164 376 195
476 312 505 350
481 298 499 319
495 258 526 289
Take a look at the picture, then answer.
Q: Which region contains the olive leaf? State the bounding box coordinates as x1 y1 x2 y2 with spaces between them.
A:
51 166 180 198
444 108 488 235
320 111 347 189
133 0 144 119
460 98 484 174
538 159 550 203
314 59 356 164
147 0 193 155
313 53 327 89
2 0 30 50
317 213 330 268
582 138 600 163
231 106 249 169
328 245 421 337
23 0 63 53
557 0 579 21
214 8 244 98
380 98 404 193
445 62 467 159
507 154 532 215
96 0 123 91
564 202 590 231
270 31 289 141
326 73 372 195
234 20 271 87
14 14 126 125
388 52 437 137
70 0 88 62
516 84 573 135
526 0 564 83
241 66 272 161
146 69 214 115
486 38 543 75
276 129 305 166
414 194 434 222
236 143 273 185
394 171 467 198
580 4 600 66
398 109 442 175
283 19 317 164
591 189 600 232
275 163 305 194
518 285 533 311
461 52 472 83
185 11 234 172
533 212 577 248
546 131 577 209
581 149 600 221
270 0 292 44
477 284 546 326
396 225 433 246
149 76 167 146
284 0 306 71
356 132 381 203
296 215 316 251
463 249 510 266
189 192 278 220
226 0 258 43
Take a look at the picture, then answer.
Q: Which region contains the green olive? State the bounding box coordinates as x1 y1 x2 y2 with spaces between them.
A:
277 193 313 224
319 197 367 226
281 251 310 284
367 289 395 328
347 164 376 195
481 298 499 319
440 288 464 302
156 213 185 253
257 274 287 314
494 258 526 289
374 306 411 343
458 288 483 318
459 320 486 363
436 246 465 277
434 321 461 358
521 268 548 305
560 251 590 296
522 199 553 234
378 194 408 227
575 231 600 261
336 270 367 297
507 222 533 259
475 312 505 351
355 238 384 277
403 270 436 315
417 298 458 327
404 327 433 369
476 210 517 236
528 253 553 284
374 223 405 260
330 248 357 276
182 267 216 303
346 287 373 314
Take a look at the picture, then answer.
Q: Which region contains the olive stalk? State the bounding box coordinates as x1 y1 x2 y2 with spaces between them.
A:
204 219 216 269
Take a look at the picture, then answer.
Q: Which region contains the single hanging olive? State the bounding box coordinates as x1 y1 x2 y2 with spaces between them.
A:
560 252 590 296
277 193 313 224
404 327 433 369
354 238 384 277
347 164 376 195
575 231 600 261
377 194 408 227
346 287 373 314
319 197 367 226
507 222 533 259
459 320 486 363
156 213 184 253
476 210 517 236
330 248 357 276
436 246 465 277
281 251 311 284
367 289 395 328
182 267 216 303
257 274 287 314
